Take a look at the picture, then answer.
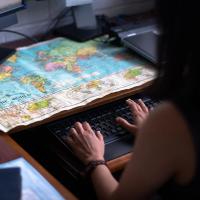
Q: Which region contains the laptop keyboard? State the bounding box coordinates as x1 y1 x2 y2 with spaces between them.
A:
47 94 159 145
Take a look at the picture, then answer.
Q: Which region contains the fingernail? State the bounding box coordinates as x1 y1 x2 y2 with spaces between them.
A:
116 117 122 122
126 99 132 104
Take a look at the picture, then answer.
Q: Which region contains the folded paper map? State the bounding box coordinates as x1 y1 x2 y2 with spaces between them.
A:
0 37 155 132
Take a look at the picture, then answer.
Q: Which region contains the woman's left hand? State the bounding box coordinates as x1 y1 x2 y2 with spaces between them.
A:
65 122 105 165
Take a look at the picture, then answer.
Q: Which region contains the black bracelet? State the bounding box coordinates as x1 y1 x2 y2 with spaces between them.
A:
84 160 107 177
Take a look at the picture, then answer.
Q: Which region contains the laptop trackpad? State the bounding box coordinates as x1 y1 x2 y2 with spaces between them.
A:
105 134 134 161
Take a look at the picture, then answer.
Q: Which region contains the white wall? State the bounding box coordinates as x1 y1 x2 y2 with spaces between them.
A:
0 0 154 44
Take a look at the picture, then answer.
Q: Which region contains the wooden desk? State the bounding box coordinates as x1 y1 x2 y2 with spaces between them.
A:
0 83 151 199
1 37 153 197
3 81 151 171
0 134 78 200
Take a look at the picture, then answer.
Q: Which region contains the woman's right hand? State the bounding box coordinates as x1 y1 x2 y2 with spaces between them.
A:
116 99 149 135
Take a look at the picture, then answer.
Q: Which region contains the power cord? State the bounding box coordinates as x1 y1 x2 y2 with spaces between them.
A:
40 7 72 41
0 9 109 44
0 8 72 43
0 30 39 43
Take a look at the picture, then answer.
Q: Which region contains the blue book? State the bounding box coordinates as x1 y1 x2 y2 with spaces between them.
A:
0 167 21 200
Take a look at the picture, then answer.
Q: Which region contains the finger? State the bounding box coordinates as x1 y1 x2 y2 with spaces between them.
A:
137 99 148 113
65 137 76 149
150 106 154 111
96 131 104 141
69 128 84 147
65 136 74 145
116 117 137 133
135 102 143 112
74 122 84 134
126 99 140 115
69 127 77 135
82 121 93 133
69 128 79 139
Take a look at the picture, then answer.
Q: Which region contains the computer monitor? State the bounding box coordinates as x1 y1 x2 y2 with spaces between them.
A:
0 0 25 63
56 0 102 42
66 0 96 29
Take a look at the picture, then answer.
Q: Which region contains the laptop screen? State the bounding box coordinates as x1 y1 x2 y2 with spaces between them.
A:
122 30 160 64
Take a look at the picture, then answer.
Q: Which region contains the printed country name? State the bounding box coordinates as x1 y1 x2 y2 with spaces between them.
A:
0 94 31 106
11 94 31 101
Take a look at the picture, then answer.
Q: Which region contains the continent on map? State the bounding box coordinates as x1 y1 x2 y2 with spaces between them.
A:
45 62 65 71
37 51 51 62
47 39 97 58
28 99 50 112
86 80 102 90
76 47 97 58
7 54 17 63
21 75 47 93
43 48 97 73
124 68 142 79
40 42 97 73
44 57 81 73
63 56 81 72
21 115 32 121
0 65 13 81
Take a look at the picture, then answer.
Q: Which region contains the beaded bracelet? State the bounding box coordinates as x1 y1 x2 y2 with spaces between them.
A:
84 160 107 177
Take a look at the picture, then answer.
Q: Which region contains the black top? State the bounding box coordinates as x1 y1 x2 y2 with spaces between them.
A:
158 98 200 199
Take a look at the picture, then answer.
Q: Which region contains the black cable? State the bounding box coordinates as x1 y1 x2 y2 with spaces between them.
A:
0 8 71 44
0 30 38 43
40 7 72 41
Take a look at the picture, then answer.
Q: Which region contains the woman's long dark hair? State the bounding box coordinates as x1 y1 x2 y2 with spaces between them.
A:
151 0 199 101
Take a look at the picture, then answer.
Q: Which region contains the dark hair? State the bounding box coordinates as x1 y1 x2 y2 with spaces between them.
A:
151 0 199 101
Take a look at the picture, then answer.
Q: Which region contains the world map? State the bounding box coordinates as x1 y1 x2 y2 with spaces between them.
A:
0 37 155 132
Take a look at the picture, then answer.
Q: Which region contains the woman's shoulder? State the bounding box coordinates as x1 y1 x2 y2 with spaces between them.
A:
137 100 193 166
137 101 196 184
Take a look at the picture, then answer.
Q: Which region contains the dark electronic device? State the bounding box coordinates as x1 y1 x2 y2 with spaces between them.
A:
0 0 25 64
33 93 159 179
55 0 103 42
109 17 160 64
122 29 160 64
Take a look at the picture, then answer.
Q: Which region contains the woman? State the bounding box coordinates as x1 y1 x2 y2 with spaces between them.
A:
66 0 200 199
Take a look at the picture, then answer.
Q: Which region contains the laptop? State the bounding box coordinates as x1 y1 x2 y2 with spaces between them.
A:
29 93 158 179
122 29 160 64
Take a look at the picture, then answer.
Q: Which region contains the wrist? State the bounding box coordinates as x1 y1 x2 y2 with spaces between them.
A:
84 160 107 177
85 156 105 165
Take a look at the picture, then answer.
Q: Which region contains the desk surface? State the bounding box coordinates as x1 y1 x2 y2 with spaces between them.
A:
0 134 78 200
1 37 153 197
1 81 151 171
0 84 150 199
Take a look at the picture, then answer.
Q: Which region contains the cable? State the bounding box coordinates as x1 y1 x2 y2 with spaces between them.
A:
0 30 39 43
0 8 72 43
40 7 72 41
0 8 71 43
